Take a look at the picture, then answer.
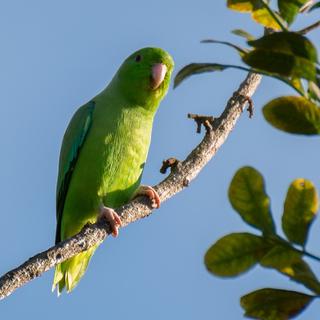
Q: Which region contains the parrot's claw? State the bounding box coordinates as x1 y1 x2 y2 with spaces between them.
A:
134 185 161 209
98 206 122 237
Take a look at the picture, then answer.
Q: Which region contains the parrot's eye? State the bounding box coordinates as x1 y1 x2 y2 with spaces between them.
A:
135 55 142 62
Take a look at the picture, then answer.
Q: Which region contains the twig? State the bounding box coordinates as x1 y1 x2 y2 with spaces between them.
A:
187 113 215 133
244 96 254 118
300 1 316 13
0 72 262 300
298 20 320 35
160 158 181 174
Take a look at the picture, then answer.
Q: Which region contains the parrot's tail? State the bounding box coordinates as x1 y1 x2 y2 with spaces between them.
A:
52 245 98 295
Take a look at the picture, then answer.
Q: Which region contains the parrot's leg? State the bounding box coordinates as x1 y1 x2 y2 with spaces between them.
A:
98 206 122 237
133 185 161 209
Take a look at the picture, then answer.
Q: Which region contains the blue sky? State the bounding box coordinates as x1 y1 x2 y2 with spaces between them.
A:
1 1 320 319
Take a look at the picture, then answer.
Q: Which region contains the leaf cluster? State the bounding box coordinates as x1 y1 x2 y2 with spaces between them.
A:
174 2 320 318
205 167 320 319
174 0 320 135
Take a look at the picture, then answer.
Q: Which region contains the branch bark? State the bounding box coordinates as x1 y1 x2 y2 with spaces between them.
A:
0 72 262 300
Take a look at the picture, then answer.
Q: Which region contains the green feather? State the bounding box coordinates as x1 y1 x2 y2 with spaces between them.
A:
52 47 174 295
55 101 95 244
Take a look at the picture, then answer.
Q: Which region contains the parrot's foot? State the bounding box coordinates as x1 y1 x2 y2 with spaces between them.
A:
98 206 122 237
134 185 161 209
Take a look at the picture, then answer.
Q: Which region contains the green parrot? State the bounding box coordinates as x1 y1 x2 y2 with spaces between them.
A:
52 47 174 295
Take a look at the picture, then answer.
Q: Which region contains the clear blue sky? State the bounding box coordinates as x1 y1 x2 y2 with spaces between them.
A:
1 1 319 319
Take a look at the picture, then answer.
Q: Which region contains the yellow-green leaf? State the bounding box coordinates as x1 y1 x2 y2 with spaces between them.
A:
290 78 305 96
227 0 282 29
243 49 317 81
263 96 320 135
227 0 256 12
278 0 309 25
229 167 275 234
282 179 319 246
261 244 320 293
248 32 318 63
204 233 270 277
251 7 283 30
232 29 255 41
241 288 314 320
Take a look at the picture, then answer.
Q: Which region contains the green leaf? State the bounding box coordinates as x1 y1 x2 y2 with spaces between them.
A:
261 244 320 293
282 179 319 246
248 32 318 63
173 63 253 88
174 63 307 96
263 96 320 135
204 233 270 277
243 49 317 81
227 0 283 30
278 0 309 25
241 288 314 320
229 167 275 234
232 29 255 41
200 39 248 55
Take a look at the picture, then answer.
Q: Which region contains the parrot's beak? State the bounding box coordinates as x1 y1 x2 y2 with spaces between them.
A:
151 63 167 90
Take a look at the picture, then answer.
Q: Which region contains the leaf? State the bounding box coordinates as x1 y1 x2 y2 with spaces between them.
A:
248 32 318 63
290 77 305 96
174 63 307 96
261 244 320 293
227 0 255 12
251 6 284 30
282 179 319 246
174 63 226 88
232 29 255 41
227 0 282 30
243 49 317 81
241 288 314 320
200 39 247 55
173 63 252 88
278 0 309 25
263 96 320 135
228 167 275 234
204 233 270 277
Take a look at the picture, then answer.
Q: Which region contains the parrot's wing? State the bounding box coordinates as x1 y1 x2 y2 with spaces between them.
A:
55 101 95 244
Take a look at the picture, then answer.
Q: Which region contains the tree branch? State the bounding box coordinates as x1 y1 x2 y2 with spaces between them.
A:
0 72 262 300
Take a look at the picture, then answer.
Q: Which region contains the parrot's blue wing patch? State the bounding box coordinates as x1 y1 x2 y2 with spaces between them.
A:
55 101 95 244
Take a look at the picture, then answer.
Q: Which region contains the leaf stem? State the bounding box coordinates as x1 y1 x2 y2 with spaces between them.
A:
298 20 320 35
201 39 248 55
301 249 320 262
276 235 320 262
174 63 306 96
259 0 288 32
231 65 306 96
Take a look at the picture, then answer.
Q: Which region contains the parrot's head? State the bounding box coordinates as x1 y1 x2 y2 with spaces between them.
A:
114 47 174 110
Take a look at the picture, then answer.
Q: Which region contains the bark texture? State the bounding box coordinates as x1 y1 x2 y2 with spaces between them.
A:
0 72 261 300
